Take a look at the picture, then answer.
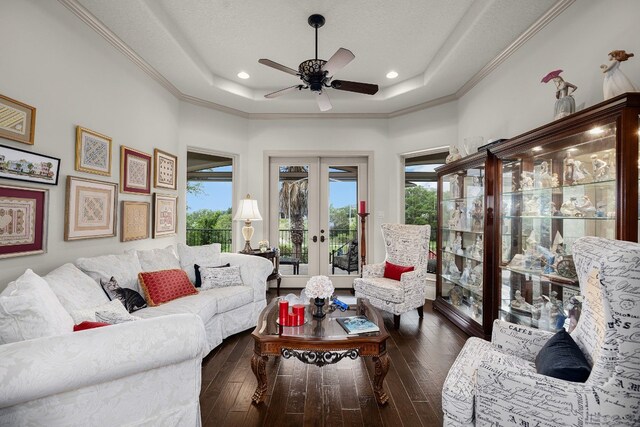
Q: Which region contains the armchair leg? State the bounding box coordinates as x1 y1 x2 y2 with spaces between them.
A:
417 306 424 319
393 315 400 329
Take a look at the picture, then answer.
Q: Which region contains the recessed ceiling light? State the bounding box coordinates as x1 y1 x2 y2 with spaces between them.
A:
237 71 250 79
386 71 398 79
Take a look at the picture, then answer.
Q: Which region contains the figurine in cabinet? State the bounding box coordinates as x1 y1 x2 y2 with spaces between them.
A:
449 286 463 306
448 259 461 279
470 235 483 259
510 290 532 313
560 197 580 216
590 154 611 181
446 146 462 164
564 295 582 333
544 201 560 216
459 259 472 285
449 174 461 198
524 195 541 216
519 172 535 190
471 263 483 288
538 161 552 188
448 203 461 228
471 197 483 231
452 232 463 255
596 201 607 218
577 195 596 217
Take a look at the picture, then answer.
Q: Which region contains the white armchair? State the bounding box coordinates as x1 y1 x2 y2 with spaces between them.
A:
354 223 432 329
441 236 640 426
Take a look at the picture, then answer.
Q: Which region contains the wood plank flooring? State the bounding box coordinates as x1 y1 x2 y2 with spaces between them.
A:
200 291 469 427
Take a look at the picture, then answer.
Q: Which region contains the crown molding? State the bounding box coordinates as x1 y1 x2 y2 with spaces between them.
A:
456 0 575 98
59 0 573 120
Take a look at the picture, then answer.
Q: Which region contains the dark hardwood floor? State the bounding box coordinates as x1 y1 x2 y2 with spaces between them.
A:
199 291 469 427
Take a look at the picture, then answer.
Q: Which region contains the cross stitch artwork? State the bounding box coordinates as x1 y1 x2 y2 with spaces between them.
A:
0 94 36 145
121 146 151 194
65 176 117 241
153 193 177 238
75 126 112 176
0 184 47 258
154 149 177 190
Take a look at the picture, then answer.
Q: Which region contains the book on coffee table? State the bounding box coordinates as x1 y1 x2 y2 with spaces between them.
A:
336 315 380 335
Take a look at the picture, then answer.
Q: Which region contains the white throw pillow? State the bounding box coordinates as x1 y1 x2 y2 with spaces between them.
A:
70 299 140 324
0 269 74 344
176 243 222 284
76 253 143 294
43 263 109 313
200 265 243 290
127 246 180 272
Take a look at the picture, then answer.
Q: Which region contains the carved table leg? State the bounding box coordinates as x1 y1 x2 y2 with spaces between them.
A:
372 353 390 405
251 352 268 404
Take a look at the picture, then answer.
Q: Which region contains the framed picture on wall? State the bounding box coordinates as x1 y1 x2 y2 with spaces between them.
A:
0 184 48 259
75 126 112 176
154 149 177 190
153 193 177 238
65 176 118 241
121 200 150 242
0 94 36 145
0 144 61 185
120 146 151 194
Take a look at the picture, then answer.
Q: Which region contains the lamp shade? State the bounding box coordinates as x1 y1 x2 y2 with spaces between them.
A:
233 196 262 221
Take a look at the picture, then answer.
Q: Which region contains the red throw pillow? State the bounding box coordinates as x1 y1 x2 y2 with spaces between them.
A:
138 269 198 306
383 261 415 281
73 321 110 332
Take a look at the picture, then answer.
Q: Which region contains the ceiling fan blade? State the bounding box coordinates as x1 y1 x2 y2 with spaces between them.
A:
331 80 379 95
321 48 355 76
316 91 332 112
264 85 303 99
258 59 299 76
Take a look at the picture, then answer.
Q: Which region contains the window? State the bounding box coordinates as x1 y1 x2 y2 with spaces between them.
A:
186 152 233 252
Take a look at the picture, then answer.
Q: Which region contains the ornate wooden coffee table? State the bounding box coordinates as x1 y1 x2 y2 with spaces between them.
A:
250 298 390 405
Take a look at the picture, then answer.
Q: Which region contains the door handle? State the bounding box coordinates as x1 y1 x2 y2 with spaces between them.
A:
312 235 318 243
320 235 325 243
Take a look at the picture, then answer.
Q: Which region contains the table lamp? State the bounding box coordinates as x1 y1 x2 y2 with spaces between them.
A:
233 194 262 253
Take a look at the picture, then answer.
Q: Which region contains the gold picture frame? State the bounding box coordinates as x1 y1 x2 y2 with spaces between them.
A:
64 175 118 241
0 94 36 145
121 201 150 242
75 126 112 176
153 193 177 238
154 149 177 190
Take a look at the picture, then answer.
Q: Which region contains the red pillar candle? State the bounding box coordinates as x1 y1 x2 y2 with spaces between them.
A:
279 300 289 326
359 201 366 214
292 304 305 325
288 313 298 327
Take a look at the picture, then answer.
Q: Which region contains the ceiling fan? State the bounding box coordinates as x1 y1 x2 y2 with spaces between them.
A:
258 14 379 112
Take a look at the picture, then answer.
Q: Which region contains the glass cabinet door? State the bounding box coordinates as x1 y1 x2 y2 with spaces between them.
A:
499 122 617 331
440 167 485 325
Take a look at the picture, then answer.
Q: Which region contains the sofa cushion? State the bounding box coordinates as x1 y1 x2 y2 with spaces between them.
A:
194 263 230 287
134 292 219 321
70 299 140 324
207 286 253 313
176 243 221 284
353 277 406 303
200 265 243 290
100 277 147 313
138 269 198 306
127 246 180 272
0 269 74 344
43 263 109 313
535 329 591 382
383 261 414 281
76 253 143 294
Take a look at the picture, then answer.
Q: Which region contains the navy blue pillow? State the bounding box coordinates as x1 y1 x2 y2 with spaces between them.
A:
535 328 591 383
194 263 230 287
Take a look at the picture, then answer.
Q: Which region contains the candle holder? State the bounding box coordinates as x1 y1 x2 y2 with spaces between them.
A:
357 212 369 275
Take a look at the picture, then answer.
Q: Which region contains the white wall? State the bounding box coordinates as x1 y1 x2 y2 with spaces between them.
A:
0 0 180 288
457 0 640 142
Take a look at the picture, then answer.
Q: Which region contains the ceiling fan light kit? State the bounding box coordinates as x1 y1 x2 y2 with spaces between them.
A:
259 14 379 112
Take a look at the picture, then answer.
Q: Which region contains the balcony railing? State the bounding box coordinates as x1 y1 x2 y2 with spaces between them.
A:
185 227 437 260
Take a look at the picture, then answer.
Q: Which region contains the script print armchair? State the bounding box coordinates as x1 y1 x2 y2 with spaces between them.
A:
441 236 640 426
354 223 432 329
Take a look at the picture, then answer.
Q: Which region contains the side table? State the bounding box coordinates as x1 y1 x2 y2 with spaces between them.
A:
243 249 282 295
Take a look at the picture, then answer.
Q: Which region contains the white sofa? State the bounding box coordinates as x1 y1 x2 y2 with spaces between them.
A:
0 244 273 426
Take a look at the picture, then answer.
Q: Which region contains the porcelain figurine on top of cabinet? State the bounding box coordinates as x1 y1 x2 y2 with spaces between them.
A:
541 69 578 120
601 50 637 100
446 146 462 164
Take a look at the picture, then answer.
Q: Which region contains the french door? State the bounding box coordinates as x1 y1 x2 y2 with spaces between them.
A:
269 156 368 289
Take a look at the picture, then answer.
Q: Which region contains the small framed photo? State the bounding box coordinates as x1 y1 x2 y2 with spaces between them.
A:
0 144 61 185
153 193 177 238
120 146 151 194
0 94 36 145
121 201 150 242
154 149 177 190
75 126 112 176
65 176 118 241
0 184 48 259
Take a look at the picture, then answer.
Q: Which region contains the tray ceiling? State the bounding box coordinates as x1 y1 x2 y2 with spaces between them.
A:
64 0 570 117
